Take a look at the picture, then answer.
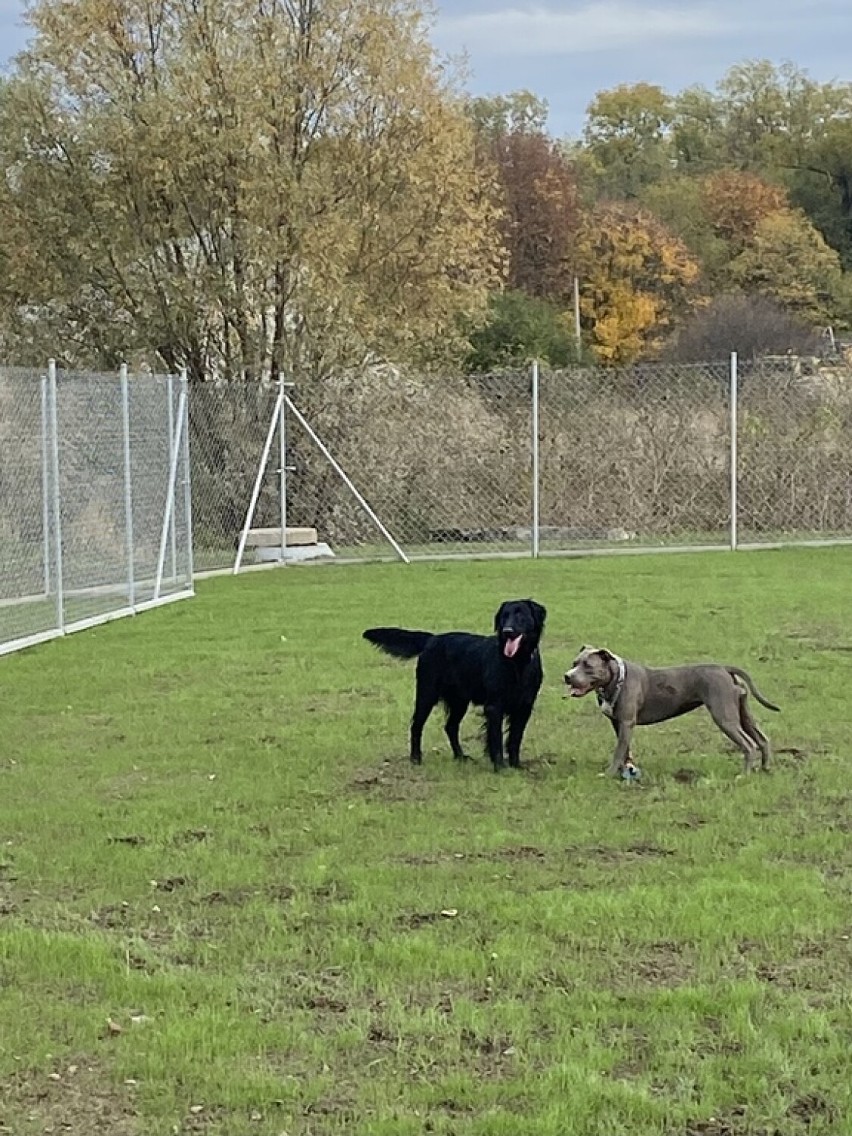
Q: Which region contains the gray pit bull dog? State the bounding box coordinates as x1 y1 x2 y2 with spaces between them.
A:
564 645 781 776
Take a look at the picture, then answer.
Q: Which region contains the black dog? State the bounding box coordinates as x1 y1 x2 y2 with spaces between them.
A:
363 599 546 771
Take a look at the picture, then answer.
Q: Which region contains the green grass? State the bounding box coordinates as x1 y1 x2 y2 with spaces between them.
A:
1 547 851 1136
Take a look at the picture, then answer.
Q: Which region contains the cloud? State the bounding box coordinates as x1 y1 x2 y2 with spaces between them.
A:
433 0 736 57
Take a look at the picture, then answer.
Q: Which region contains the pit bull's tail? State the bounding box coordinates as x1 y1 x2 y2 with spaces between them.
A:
363 628 433 660
727 667 781 712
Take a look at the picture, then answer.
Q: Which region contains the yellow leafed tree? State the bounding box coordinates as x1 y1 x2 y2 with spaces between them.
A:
575 204 700 362
728 210 846 324
0 0 504 378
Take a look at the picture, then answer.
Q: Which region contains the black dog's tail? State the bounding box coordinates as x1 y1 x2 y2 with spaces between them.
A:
363 627 434 660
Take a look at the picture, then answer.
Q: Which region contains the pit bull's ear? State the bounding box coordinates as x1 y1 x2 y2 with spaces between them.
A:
493 602 508 632
596 647 615 662
525 599 546 629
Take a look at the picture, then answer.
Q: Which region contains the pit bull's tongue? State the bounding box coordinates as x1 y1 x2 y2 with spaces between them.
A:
503 634 522 659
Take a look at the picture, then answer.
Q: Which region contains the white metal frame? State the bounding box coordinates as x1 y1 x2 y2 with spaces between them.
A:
729 350 738 553
531 358 540 559
154 380 189 600
233 377 409 574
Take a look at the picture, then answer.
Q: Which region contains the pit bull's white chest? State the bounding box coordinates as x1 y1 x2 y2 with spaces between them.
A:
597 694 618 719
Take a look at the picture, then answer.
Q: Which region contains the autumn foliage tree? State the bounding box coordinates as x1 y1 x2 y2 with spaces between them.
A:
575 204 700 362
729 211 845 324
490 130 580 302
0 0 503 378
698 171 789 252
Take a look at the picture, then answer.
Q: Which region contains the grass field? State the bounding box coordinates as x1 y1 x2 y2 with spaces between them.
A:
1 547 851 1136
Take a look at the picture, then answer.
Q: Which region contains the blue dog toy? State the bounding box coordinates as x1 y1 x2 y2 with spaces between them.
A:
622 759 642 783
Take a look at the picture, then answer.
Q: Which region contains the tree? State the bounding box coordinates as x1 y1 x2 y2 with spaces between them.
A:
672 61 852 174
641 176 729 285
698 171 789 252
728 211 846 325
582 83 674 199
671 85 725 171
0 0 503 379
465 290 579 370
575 204 700 362
715 60 850 170
787 118 852 270
663 294 822 362
466 90 549 144
490 130 579 302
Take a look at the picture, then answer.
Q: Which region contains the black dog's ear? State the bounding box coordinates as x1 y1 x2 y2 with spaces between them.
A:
525 599 547 629
493 602 509 632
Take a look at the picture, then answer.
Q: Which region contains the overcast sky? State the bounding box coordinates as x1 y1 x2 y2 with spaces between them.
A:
1 0 849 137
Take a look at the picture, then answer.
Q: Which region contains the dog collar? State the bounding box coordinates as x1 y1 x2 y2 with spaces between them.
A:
596 655 626 719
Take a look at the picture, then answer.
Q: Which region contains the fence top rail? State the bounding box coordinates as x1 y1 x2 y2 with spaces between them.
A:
0 365 181 382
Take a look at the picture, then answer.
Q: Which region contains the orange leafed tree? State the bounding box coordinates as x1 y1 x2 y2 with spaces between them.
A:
699 170 789 251
576 203 700 362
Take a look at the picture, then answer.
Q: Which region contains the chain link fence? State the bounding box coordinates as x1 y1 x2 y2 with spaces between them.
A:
4 358 848 637
538 362 731 552
737 359 852 543
0 364 193 656
190 357 852 572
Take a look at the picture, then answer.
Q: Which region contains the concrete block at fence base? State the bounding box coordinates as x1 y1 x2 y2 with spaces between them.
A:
256 542 335 564
246 526 318 547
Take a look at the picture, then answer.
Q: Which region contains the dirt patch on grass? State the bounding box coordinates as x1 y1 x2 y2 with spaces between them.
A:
672 813 708 829
397 842 676 868
683 1116 744 1136
459 1027 519 1076
621 940 693 987
679 1096 833 1136
3 1059 140 1135
350 761 433 802
397 845 549 866
732 931 852 1004
564 841 676 863
673 768 703 784
394 909 461 931
787 1091 837 1125
199 882 295 906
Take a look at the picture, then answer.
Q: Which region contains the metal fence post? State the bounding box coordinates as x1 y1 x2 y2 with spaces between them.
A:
167 374 178 582
279 374 288 559
531 359 540 559
730 351 738 552
181 368 195 588
47 359 65 632
40 375 51 596
120 364 136 610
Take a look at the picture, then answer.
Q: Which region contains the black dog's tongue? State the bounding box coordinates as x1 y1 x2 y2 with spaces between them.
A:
503 634 522 659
